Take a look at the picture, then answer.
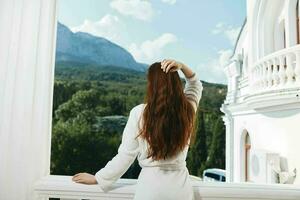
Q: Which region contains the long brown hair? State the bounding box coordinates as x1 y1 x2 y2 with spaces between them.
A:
137 62 198 160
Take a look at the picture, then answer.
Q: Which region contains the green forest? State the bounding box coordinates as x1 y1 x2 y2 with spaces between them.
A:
50 61 227 179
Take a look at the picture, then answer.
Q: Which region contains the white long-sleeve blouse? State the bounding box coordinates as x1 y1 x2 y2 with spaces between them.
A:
95 73 203 192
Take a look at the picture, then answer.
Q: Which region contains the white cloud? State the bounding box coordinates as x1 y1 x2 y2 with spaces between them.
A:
128 33 178 63
161 0 177 5
211 22 224 34
110 0 154 21
195 49 232 84
71 14 123 44
211 23 241 45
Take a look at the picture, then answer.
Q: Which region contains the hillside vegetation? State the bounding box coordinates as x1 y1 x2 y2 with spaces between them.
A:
51 61 227 178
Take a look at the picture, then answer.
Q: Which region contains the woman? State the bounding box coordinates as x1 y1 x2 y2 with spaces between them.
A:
72 59 203 200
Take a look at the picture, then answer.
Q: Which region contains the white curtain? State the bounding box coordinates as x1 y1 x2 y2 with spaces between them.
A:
0 0 57 199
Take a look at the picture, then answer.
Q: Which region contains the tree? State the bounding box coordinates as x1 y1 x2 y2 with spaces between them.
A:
187 111 208 176
108 96 126 115
51 115 120 175
206 116 225 169
54 89 100 122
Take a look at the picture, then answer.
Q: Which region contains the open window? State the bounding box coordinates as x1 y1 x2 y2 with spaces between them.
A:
50 0 227 181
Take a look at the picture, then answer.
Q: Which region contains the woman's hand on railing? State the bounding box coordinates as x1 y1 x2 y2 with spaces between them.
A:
72 172 98 185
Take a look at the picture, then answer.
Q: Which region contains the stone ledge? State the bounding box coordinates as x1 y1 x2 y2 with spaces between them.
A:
34 175 300 200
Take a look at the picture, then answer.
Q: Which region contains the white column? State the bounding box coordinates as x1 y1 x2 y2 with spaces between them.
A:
0 0 57 199
285 0 298 47
221 105 234 183
295 51 300 83
247 0 261 68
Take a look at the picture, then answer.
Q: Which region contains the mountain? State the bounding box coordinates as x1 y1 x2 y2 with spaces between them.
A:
55 22 147 72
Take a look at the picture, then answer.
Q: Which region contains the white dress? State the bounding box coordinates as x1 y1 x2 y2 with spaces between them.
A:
95 73 203 200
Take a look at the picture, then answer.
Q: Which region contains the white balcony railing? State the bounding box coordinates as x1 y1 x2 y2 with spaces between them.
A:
230 45 300 109
251 45 300 92
34 175 300 200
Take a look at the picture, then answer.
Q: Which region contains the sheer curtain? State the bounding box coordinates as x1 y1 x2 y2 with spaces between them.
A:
0 0 57 199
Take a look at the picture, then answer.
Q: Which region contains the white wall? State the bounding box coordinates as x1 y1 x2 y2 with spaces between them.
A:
245 0 293 65
232 108 300 184
224 0 300 185
0 0 57 199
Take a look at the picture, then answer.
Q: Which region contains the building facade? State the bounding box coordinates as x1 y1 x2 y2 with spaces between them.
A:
222 0 300 184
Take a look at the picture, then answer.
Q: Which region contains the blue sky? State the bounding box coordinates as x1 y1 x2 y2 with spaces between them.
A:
58 0 246 84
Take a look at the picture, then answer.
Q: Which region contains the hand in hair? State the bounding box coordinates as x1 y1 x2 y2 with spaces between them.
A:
161 59 183 73
161 59 195 79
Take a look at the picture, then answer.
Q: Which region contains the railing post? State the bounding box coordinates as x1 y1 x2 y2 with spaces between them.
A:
295 51 300 84
258 65 261 89
278 55 286 86
258 64 263 89
262 62 268 89
272 58 279 87
255 66 260 90
286 53 295 85
267 61 273 87
253 66 257 90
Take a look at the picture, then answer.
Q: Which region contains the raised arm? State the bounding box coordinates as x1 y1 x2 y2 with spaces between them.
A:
182 65 203 112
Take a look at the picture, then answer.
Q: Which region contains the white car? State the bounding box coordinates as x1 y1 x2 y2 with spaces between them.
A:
202 168 226 182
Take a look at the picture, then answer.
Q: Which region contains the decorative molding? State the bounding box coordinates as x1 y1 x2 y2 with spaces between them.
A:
221 105 234 182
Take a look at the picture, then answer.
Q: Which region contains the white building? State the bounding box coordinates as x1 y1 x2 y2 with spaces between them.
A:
222 0 300 185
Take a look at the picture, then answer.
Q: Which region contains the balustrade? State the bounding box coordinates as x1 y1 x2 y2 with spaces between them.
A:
34 175 300 200
251 45 300 92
